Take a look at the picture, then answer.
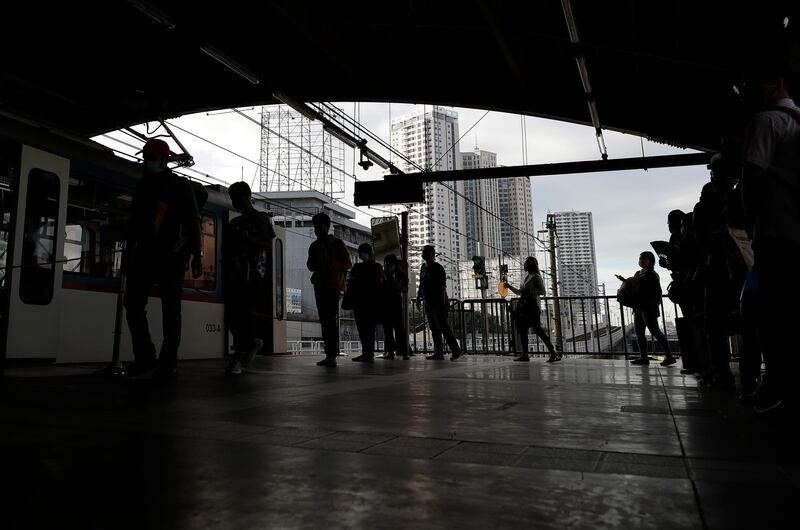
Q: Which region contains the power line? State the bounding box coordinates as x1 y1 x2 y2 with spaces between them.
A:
315 103 549 254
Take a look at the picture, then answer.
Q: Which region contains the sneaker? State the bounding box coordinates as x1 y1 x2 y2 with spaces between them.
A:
426 354 445 361
316 357 337 367
450 351 464 361
241 339 263 369
514 354 530 362
660 357 677 367
352 355 374 363
630 358 650 366
124 358 158 377
379 353 395 360
226 359 243 375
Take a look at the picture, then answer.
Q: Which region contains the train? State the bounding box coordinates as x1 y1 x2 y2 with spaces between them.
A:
0 111 286 364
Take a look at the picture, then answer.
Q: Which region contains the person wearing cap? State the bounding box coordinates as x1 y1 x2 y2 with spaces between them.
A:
123 138 202 380
416 245 463 361
307 212 352 367
348 243 384 363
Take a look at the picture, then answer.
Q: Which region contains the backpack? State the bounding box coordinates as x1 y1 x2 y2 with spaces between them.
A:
616 276 641 308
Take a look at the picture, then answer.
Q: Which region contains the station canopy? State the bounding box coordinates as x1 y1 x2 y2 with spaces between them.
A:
1 0 798 151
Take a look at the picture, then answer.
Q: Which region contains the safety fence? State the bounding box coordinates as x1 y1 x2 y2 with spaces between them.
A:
288 295 682 358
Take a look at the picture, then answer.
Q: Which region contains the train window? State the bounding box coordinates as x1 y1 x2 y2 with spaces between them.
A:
20 169 60 305
63 177 131 278
183 214 216 291
275 238 283 320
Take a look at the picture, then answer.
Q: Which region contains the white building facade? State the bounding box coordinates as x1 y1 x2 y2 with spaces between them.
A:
461 149 502 261
390 106 466 298
552 211 599 298
498 176 535 259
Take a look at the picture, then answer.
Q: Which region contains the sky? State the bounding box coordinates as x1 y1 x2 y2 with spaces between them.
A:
95 102 711 294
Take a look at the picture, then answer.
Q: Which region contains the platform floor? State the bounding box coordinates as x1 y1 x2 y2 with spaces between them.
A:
1 355 798 529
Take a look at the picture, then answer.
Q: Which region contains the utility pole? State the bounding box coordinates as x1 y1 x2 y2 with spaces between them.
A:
546 214 563 352
401 210 409 351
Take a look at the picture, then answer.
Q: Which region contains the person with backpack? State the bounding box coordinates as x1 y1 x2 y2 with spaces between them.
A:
307 212 352 367
348 243 384 363
741 65 800 415
123 138 203 380
223 182 276 375
504 256 558 362
616 251 676 367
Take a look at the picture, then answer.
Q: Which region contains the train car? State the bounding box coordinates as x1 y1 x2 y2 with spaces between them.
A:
0 112 286 364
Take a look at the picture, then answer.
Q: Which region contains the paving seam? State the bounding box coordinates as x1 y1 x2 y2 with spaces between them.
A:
656 364 709 530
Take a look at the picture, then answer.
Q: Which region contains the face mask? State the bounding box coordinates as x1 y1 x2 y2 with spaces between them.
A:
145 160 164 173
386 264 395 273
359 252 370 261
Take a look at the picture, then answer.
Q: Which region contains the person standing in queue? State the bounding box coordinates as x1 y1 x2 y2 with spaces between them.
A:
307 212 352 367
616 251 676 367
381 254 409 360
505 257 559 362
223 182 275 375
123 138 202 380
416 245 463 361
349 243 384 363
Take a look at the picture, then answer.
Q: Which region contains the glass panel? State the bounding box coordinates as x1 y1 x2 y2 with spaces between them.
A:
275 238 283 320
183 214 216 291
20 169 60 305
63 177 131 278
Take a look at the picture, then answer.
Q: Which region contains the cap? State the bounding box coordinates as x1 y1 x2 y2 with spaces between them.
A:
142 138 171 159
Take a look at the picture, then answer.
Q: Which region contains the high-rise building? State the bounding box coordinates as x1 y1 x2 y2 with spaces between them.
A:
552 211 599 298
498 176 534 258
461 149 502 261
389 106 466 298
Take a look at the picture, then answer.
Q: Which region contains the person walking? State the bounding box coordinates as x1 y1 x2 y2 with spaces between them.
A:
123 138 202 380
349 243 384 363
307 212 352 367
223 182 275 375
504 257 559 362
617 251 676 367
416 245 463 361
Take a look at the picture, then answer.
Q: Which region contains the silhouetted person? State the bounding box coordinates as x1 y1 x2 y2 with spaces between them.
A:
223 182 275 375
505 256 558 362
659 209 703 373
692 179 737 388
416 245 463 361
381 254 409 360
307 212 351 367
741 67 800 414
617 251 675 366
349 243 384 363
123 138 202 380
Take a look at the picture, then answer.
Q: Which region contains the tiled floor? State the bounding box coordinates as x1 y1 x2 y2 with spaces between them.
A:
1 356 796 529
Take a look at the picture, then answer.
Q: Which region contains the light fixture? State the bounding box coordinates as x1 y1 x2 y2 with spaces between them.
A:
358 150 373 170
127 0 176 29
200 45 260 85
363 149 390 170
323 124 359 149
272 93 320 121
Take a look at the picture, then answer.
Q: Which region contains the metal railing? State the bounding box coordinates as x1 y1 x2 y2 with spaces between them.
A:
289 295 682 358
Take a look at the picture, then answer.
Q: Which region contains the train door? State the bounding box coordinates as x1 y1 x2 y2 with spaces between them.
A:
5 145 69 360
